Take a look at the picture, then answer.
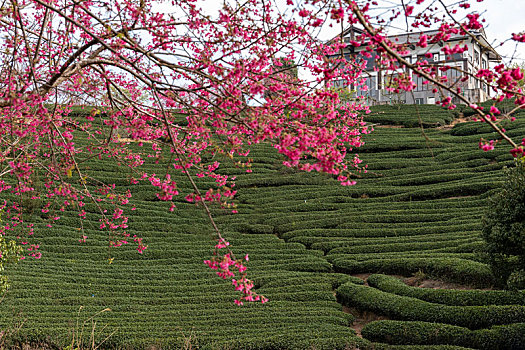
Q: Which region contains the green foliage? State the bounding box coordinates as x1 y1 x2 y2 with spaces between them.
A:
366 105 456 128
362 320 525 349
326 237 477 255
362 320 471 346
2 105 525 348
368 345 473 350
336 282 525 329
333 258 494 287
0 134 362 349
456 98 525 118
0 233 22 294
507 270 525 291
482 162 525 287
367 274 525 306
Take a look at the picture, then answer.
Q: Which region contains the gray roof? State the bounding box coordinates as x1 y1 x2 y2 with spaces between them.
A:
332 26 501 61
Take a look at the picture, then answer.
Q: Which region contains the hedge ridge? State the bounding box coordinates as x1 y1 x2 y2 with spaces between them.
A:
333 258 494 287
361 320 525 349
336 282 525 329
367 274 525 306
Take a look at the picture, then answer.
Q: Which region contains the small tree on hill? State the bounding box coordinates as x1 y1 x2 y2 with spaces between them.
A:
482 158 525 289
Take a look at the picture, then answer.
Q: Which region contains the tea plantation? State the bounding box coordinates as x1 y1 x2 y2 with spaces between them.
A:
1 104 524 349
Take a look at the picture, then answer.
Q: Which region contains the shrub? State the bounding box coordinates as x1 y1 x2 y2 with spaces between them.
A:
482 162 525 287
507 270 525 291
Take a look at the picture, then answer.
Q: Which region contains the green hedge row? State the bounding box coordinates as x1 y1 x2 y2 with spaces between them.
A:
367 345 473 350
367 274 525 306
336 283 525 329
327 238 477 255
6 325 366 350
304 231 479 252
264 205 483 222
282 225 480 241
332 257 494 287
252 196 487 214
272 212 481 235
374 154 505 171
254 272 364 289
361 320 525 349
328 252 478 263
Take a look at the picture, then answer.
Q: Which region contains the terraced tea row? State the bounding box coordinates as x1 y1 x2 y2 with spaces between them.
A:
1 134 365 349
218 111 525 348
1 105 524 349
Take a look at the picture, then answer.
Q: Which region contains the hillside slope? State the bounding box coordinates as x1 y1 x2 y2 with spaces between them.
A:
1 105 524 349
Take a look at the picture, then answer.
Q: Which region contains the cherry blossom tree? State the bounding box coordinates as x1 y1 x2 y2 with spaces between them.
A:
0 0 523 303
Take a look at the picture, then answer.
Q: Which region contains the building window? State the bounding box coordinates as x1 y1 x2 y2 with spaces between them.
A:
414 74 426 91
332 79 347 89
442 66 462 88
415 98 425 104
354 76 378 97
417 54 430 62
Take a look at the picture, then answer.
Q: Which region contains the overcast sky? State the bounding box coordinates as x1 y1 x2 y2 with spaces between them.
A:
161 0 525 74
315 0 525 65
187 0 525 64
474 0 525 64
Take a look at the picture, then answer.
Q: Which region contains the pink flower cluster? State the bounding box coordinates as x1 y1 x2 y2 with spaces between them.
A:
510 139 525 158
479 140 496 152
204 240 268 305
512 32 525 43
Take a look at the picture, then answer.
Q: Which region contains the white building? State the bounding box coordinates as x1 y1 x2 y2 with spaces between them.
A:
329 27 501 105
